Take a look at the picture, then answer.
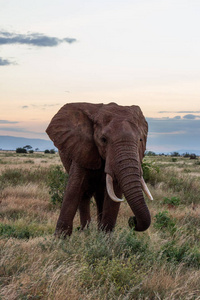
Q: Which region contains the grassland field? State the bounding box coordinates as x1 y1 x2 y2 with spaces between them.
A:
0 151 199 299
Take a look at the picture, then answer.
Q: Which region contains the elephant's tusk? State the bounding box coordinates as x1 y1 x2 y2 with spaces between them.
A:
106 174 124 203
141 177 153 200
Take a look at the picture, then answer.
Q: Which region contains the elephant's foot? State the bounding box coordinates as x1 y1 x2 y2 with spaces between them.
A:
55 220 73 238
80 219 91 231
98 222 115 233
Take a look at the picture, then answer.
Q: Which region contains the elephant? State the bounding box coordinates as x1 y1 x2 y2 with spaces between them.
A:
46 102 153 237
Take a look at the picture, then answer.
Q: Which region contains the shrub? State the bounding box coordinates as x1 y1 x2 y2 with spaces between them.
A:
145 151 156 156
16 147 27 153
153 211 176 234
0 223 31 239
170 152 180 157
44 149 56 154
183 152 190 157
190 153 197 159
142 160 160 185
171 158 177 162
48 165 68 205
159 241 200 267
0 223 53 239
163 196 180 206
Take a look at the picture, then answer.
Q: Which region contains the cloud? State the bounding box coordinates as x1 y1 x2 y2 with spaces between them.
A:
146 117 200 153
177 111 200 114
0 57 13 66
20 103 61 110
0 126 43 135
183 114 200 120
0 31 77 47
0 127 27 132
0 120 19 124
147 117 200 134
159 110 200 114
63 38 77 44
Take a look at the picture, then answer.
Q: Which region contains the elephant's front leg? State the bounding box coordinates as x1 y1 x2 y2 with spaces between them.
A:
100 182 122 232
55 164 88 237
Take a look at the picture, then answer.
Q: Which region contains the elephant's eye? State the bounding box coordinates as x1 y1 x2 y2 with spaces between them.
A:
101 137 107 144
140 138 143 142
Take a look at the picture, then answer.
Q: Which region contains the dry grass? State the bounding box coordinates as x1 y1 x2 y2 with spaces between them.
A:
0 152 200 299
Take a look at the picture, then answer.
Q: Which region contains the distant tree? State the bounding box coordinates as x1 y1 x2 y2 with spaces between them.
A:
170 152 180 157
44 149 55 154
44 149 50 154
16 147 27 153
145 151 156 156
190 153 197 159
23 145 32 151
29 150 34 153
183 152 190 158
35 148 39 152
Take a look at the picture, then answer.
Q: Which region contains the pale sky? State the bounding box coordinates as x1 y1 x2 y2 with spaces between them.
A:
1 0 200 152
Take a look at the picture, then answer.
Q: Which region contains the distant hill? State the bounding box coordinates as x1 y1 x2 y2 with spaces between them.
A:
1 135 200 155
0 136 55 151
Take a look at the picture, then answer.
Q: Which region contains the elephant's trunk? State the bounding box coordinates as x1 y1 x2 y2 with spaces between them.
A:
107 141 151 231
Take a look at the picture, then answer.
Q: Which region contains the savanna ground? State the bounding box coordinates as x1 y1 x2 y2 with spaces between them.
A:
0 151 199 300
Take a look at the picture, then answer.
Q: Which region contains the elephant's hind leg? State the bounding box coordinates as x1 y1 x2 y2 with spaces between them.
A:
94 189 104 226
79 193 92 230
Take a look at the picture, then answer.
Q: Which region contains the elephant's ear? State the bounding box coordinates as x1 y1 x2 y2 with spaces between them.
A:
46 103 103 169
130 105 148 161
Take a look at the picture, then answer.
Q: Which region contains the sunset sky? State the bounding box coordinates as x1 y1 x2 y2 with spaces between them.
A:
1 0 200 153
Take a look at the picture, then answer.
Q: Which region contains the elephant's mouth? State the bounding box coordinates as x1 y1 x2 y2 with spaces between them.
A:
106 173 153 202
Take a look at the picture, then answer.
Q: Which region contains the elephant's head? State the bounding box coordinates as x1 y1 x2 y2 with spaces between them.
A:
46 102 152 231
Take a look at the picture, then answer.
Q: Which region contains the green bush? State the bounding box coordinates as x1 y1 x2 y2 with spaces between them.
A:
0 223 30 239
145 151 156 156
48 165 68 205
171 158 177 162
183 152 190 157
142 160 160 185
0 223 53 239
44 149 56 154
44 149 50 154
170 152 180 157
190 153 197 159
153 211 176 234
159 241 200 267
163 196 180 206
16 147 27 153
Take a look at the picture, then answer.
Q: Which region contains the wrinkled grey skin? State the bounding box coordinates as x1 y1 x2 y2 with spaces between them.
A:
46 102 151 236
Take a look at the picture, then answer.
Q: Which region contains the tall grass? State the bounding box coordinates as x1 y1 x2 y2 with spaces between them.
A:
0 152 199 299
